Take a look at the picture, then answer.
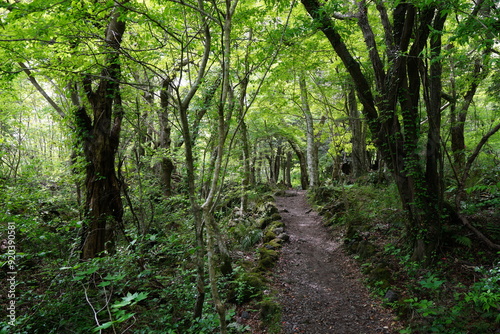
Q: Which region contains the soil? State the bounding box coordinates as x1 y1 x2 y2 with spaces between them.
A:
273 189 401 334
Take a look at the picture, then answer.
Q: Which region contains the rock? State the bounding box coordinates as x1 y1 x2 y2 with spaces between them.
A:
257 247 279 270
257 216 274 229
258 202 279 216
265 239 283 250
263 229 277 243
274 227 284 234
258 299 281 324
384 289 399 303
269 221 285 229
264 242 279 250
277 233 290 242
270 212 282 221
356 240 376 259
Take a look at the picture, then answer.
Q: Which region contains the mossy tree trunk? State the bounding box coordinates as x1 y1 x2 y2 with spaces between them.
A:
158 77 175 197
77 3 127 259
346 85 368 178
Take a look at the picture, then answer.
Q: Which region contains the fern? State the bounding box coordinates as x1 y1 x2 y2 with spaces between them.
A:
453 235 472 248
241 230 262 250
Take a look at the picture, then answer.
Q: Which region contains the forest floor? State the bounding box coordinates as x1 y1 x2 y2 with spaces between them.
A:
272 189 401 334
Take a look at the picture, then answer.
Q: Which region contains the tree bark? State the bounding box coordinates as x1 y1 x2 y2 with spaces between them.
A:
289 140 309 190
299 74 319 188
346 84 368 177
285 151 292 187
159 77 175 197
77 3 127 259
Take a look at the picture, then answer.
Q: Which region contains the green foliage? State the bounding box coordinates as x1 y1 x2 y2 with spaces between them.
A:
452 235 473 248
257 297 282 333
230 266 265 304
465 263 500 321
1 0 499 332
94 292 149 332
397 259 500 333
418 273 445 291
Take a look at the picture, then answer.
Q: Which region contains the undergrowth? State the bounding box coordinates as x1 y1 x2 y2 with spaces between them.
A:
0 179 281 333
310 180 500 334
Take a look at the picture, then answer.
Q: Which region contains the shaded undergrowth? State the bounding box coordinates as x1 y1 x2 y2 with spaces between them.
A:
309 181 500 334
0 179 283 333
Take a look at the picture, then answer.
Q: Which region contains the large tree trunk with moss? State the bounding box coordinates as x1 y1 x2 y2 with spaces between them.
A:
77 4 126 259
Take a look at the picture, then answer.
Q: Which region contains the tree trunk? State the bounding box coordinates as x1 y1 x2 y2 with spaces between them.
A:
301 0 448 262
158 77 175 197
274 144 282 184
238 77 251 213
77 4 127 259
299 74 319 188
289 140 309 190
178 102 206 318
285 151 292 187
347 85 368 177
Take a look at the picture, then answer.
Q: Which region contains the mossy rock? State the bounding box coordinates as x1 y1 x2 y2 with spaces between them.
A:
269 221 285 230
258 298 281 325
356 240 376 259
270 212 282 221
273 190 286 196
258 216 274 229
264 239 282 250
263 229 277 243
257 247 279 270
258 202 279 216
365 264 392 289
257 194 275 205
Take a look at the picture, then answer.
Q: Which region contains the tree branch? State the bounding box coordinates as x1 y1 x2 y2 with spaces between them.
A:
357 0 385 92
18 62 66 119
461 122 500 186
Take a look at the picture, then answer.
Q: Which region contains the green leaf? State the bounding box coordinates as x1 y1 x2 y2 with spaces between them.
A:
104 273 126 281
98 281 112 287
93 321 114 332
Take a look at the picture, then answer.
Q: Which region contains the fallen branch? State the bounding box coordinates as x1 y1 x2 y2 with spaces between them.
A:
458 213 500 251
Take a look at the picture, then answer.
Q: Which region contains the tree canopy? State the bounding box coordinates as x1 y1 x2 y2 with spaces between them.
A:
1 0 499 332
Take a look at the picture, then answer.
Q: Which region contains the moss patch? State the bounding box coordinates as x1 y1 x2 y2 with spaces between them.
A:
257 247 279 270
263 229 277 243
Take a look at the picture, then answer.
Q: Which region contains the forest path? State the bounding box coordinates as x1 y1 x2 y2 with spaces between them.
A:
273 189 399 334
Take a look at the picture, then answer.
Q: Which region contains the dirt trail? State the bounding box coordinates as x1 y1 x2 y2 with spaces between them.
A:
274 190 399 334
